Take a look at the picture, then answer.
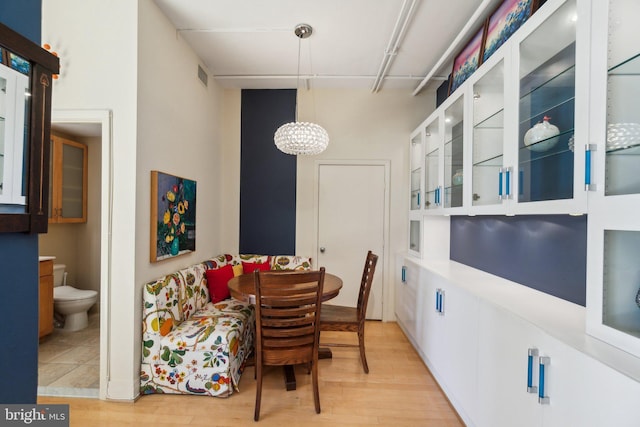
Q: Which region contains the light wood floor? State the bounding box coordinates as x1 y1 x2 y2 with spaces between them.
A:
39 321 464 426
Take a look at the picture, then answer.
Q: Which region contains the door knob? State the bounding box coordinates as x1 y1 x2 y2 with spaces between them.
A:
320 247 325 253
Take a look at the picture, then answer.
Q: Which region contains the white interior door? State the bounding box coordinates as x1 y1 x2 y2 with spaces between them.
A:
317 163 385 319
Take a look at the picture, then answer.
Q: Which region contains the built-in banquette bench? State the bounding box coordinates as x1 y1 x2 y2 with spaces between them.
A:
140 254 312 397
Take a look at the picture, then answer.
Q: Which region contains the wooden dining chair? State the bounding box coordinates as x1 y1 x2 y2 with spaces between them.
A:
253 268 326 421
320 251 378 373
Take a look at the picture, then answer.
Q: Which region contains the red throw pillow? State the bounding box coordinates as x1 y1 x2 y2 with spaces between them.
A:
205 265 233 303
242 260 271 274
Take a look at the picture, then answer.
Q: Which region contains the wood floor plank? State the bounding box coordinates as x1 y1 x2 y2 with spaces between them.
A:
39 321 464 426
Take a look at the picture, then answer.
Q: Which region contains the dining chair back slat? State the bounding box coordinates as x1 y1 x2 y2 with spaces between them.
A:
253 268 325 421
320 251 378 373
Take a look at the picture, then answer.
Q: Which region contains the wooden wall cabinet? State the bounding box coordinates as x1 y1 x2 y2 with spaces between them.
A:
49 135 87 223
38 259 54 338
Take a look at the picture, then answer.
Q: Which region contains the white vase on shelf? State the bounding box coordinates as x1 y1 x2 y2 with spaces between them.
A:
524 116 560 152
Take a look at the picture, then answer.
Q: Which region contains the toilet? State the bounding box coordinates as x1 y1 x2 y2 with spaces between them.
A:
53 264 98 332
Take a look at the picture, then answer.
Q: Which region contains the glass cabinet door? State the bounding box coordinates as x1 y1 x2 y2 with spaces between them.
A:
444 96 464 209
424 117 441 210
61 142 85 219
517 0 577 203
410 132 422 211
0 64 28 206
585 0 640 358
472 59 505 207
409 219 421 256
49 135 87 223
601 230 640 340
604 1 640 197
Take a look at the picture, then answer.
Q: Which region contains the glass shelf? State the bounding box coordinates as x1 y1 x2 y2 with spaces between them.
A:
520 66 575 124
607 144 640 155
444 134 463 147
518 128 574 166
519 96 575 128
521 64 575 99
473 153 504 167
474 109 504 129
609 52 640 75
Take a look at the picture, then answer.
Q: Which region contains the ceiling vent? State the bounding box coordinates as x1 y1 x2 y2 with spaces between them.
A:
197 64 208 87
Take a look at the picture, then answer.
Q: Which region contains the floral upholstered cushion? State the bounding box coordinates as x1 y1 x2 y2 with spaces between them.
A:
271 255 312 271
141 253 309 399
178 263 209 320
141 300 254 396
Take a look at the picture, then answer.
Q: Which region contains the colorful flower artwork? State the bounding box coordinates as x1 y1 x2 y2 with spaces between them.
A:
150 171 197 262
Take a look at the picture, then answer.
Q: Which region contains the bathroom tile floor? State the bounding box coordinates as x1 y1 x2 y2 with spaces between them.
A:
38 312 100 397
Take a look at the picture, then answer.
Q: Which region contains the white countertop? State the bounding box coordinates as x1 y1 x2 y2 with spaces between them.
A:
39 256 56 262
404 255 640 384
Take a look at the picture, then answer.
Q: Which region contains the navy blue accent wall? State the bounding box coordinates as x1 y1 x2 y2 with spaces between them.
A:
0 0 42 404
0 2 41 43
240 90 297 254
450 215 587 306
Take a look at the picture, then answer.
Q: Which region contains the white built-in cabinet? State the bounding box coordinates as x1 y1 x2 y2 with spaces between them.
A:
395 258 422 342
476 299 640 427
402 0 640 424
418 267 479 422
405 0 640 369
584 0 640 360
409 0 589 217
397 256 640 427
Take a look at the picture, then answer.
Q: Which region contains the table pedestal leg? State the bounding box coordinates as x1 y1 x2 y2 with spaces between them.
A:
318 347 333 359
284 366 296 391
282 348 333 391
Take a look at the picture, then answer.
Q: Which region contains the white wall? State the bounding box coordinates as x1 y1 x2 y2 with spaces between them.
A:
43 0 226 400
42 0 139 399
135 0 226 391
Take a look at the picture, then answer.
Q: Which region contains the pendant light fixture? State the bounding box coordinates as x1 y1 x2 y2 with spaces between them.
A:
274 24 329 155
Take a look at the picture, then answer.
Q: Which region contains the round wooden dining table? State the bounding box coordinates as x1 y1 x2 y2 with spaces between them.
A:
227 272 343 305
227 271 343 391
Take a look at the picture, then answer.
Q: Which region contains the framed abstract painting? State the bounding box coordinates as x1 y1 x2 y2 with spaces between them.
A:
483 0 539 63
449 23 487 95
150 170 197 262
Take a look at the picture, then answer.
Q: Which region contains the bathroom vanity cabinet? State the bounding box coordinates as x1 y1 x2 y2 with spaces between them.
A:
49 135 87 223
38 259 54 338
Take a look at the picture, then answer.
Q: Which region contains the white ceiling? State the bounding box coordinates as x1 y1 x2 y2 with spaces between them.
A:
152 0 500 94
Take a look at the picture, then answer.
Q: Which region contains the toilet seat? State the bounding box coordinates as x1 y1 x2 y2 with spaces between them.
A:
54 285 98 301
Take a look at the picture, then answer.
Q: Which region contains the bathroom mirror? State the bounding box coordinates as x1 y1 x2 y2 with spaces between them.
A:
0 22 59 233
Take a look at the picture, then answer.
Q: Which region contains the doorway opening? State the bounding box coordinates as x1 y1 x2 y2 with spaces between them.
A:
37 110 111 399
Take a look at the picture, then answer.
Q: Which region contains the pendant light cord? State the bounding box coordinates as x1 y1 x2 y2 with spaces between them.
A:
295 34 301 122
